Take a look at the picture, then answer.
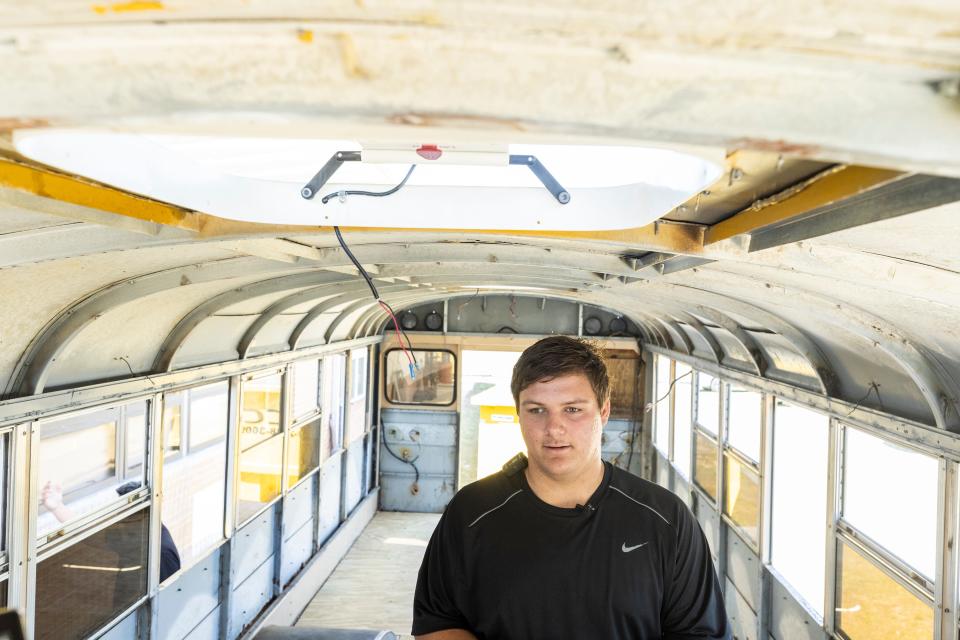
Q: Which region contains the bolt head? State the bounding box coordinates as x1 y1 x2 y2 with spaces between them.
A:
558 191 571 204
300 187 313 199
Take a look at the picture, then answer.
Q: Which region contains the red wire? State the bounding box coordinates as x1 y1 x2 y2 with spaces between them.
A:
379 300 414 367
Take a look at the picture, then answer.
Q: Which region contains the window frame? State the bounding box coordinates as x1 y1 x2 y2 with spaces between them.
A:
34 398 153 546
382 348 458 407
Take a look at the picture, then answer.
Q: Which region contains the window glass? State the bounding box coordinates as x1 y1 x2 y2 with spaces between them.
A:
842 426 937 578
162 400 183 459
724 452 761 545
291 359 321 423
322 353 347 461
238 433 284 524
287 417 321 487
726 384 762 462
37 400 147 539
695 372 720 436
124 402 147 477
694 430 718 501
239 373 282 452
188 381 229 450
672 363 693 478
836 542 933 639
0 434 7 552
35 508 149 640
653 356 672 455
384 350 456 406
162 382 228 573
350 349 368 401
770 399 829 617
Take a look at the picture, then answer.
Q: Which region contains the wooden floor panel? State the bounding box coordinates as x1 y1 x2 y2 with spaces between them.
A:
296 511 441 640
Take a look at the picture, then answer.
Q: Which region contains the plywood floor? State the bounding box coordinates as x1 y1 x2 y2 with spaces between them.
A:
296 511 441 640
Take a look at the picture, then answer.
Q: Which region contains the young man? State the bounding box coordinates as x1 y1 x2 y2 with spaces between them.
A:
412 336 730 639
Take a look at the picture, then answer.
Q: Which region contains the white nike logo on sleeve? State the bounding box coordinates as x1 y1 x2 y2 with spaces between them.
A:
622 542 648 553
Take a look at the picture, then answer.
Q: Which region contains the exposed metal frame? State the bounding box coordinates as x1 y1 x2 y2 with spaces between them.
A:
693 306 766 377
153 270 353 371
675 312 723 363
0 337 381 429
659 286 838 395
650 343 960 640
6 256 303 397
646 345 960 461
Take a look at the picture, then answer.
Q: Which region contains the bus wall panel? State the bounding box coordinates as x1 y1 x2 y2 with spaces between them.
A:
380 409 457 513
282 475 316 539
183 607 220 640
98 608 138 640
280 518 315 588
725 577 759 640
379 473 456 514
672 472 693 509
655 452 670 489
230 557 275 638
232 505 278 585
600 418 635 469
768 570 827 640
318 453 343 545
694 498 720 562
725 525 762 612
157 547 222 640
343 436 365 515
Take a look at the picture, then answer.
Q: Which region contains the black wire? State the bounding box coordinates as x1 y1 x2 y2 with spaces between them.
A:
320 164 417 204
380 422 421 486
648 370 694 409
844 382 881 418
380 299 419 368
333 226 380 300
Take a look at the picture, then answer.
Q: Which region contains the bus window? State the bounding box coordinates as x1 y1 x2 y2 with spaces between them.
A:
653 356 672 455
770 399 829 617
384 349 456 406
672 363 693 478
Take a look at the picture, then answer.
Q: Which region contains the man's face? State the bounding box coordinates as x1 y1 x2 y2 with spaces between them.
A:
517 373 610 482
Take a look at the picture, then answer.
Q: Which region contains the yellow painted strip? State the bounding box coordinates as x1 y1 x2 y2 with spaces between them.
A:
93 1 165 14
0 158 202 232
704 166 904 245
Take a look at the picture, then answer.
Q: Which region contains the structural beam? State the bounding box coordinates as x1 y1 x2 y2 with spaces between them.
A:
704 166 904 245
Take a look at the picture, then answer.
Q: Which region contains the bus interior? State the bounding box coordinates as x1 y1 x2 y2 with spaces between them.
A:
1 2 960 640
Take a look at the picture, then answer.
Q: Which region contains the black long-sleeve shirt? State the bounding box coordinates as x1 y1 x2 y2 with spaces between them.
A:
413 458 730 639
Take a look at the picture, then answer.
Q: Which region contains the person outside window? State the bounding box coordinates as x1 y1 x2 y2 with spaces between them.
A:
41 480 182 582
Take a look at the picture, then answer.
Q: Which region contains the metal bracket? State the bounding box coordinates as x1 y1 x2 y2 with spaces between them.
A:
300 150 362 200
509 154 571 204
301 150 570 205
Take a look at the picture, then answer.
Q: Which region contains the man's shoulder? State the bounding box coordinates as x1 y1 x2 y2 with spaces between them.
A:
605 465 689 528
443 471 524 528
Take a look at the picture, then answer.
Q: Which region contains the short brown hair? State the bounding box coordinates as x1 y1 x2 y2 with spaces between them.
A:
511 336 609 408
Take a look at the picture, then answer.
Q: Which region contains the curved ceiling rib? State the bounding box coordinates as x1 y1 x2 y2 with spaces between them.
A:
237 281 377 359
668 280 960 430
6 256 299 397
663 286 837 395
662 319 694 355
691 306 766 377
674 312 723 363
153 271 355 372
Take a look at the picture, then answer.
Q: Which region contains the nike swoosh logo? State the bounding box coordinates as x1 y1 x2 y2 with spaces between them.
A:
622 542 648 553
